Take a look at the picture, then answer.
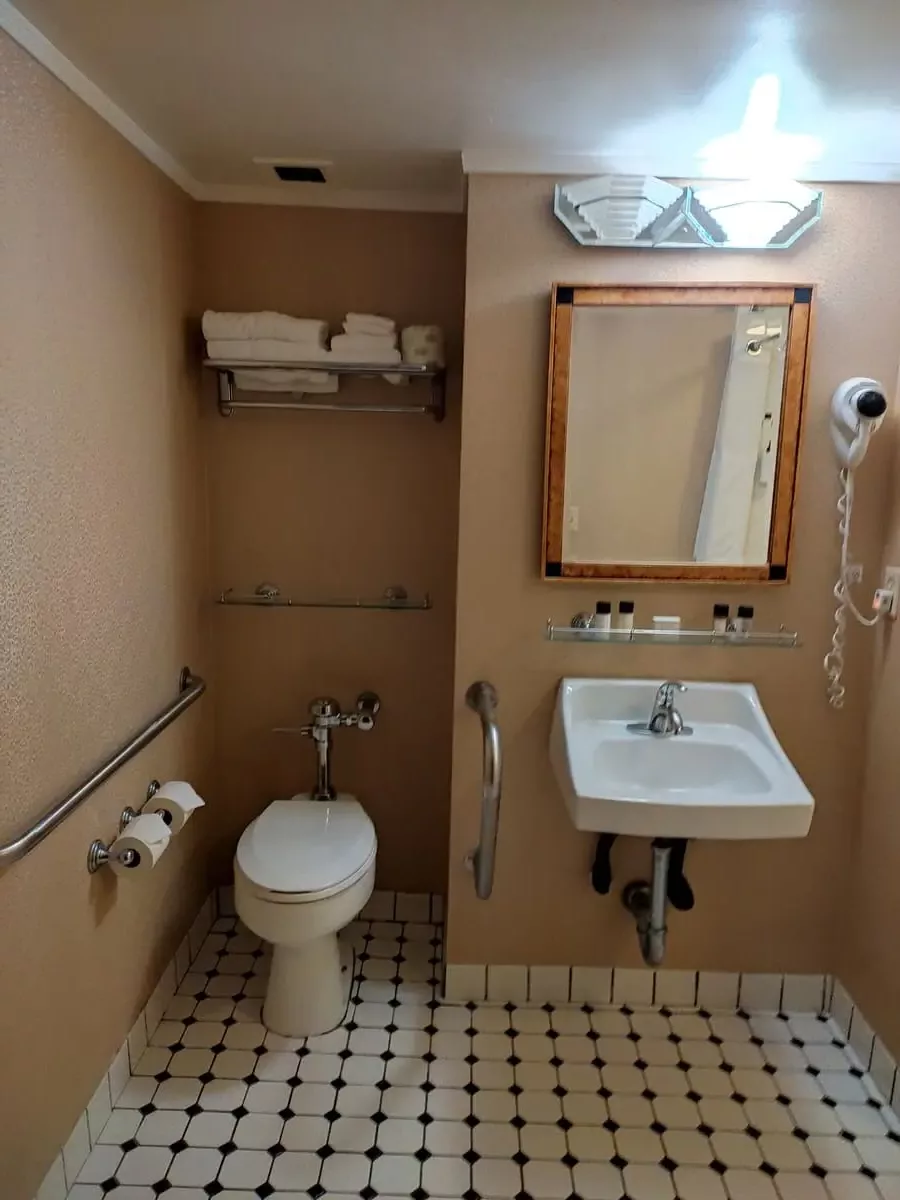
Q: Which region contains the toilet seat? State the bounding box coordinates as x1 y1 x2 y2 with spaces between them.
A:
236 795 377 903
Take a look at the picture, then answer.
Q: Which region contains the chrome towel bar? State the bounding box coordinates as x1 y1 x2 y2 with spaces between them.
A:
0 667 206 867
465 681 502 900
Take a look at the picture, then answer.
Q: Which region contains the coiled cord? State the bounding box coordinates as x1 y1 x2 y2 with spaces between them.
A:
824 469 882 708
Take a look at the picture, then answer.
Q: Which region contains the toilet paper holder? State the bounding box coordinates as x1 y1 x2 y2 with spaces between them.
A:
86 780 166 874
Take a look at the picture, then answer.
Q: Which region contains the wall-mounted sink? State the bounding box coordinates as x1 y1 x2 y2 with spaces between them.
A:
550 678 814 840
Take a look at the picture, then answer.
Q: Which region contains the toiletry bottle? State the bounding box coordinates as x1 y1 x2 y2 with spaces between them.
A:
713 604 729 635
617 601 635 632
736 605 754 633
594 601 612 631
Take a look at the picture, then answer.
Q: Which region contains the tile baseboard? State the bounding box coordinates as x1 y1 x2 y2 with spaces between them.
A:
443 961 829 1016
827 977 899 1111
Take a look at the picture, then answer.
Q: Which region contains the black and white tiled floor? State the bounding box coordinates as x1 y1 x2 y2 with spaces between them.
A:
69 912 900 1200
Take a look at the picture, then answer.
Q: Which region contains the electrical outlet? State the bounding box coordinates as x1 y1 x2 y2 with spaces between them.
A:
846 563 864 584
881 566 900 618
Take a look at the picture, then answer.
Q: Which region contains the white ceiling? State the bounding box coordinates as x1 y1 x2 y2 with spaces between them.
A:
7 0 900 210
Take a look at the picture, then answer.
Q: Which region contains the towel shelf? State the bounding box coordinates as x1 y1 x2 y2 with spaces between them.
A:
204 359 446 421
547 620 799 648
218 583 432 611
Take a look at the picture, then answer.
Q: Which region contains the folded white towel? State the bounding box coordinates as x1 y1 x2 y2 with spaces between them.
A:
401 325 445 367
343 313 396 336
232 368 338 394
202 311 329 346
332 332 398 352
206 339 333 363
330 334 401 364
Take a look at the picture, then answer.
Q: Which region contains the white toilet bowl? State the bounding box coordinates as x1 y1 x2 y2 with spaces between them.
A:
234 793 376 1037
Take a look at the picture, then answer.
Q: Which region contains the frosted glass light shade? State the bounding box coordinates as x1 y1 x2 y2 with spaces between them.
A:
554 174 823 250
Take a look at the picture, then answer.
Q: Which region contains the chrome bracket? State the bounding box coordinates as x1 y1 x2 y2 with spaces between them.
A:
86 802 149 874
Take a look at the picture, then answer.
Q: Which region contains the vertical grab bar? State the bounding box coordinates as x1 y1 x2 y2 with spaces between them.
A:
465 681 502 899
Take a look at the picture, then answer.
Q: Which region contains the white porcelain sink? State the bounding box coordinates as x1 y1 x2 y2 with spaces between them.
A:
550 678 814 839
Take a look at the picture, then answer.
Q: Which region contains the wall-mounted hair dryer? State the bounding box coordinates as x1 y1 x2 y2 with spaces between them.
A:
825 377 891 708
831 377 888 469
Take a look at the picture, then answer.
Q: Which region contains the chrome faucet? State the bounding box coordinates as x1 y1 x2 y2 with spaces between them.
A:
627 681 691 738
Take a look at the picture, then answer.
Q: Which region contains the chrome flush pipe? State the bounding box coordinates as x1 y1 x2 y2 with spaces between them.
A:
622 842 672 966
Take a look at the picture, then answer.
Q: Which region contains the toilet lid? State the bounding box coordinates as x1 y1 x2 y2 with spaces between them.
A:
236 797 376 894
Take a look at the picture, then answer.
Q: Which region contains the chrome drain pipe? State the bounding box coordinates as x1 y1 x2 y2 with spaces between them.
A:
622 842 672 966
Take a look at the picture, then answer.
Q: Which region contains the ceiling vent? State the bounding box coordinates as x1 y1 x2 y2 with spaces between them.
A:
272 164 327 183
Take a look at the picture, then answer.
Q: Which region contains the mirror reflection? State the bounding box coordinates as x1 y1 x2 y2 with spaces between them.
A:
562 304 790 567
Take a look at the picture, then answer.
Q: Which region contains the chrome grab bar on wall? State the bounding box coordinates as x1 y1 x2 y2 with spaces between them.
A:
0 667 206 867
465 681 502 899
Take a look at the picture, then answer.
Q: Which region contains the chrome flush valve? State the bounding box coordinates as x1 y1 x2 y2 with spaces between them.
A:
274 692 382 800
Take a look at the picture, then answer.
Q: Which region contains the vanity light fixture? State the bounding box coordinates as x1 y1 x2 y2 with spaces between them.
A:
553 173 823 250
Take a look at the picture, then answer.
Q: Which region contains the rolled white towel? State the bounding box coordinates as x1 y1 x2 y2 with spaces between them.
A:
202 310 329 346
343 312 396 336
330 334 401 364
401 325 445 367
206 339 333 363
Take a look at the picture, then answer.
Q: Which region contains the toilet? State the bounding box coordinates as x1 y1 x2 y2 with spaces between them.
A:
234 792 377 1037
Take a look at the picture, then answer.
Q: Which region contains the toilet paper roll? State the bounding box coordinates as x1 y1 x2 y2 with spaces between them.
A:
153 780 205 833
109 812 171 876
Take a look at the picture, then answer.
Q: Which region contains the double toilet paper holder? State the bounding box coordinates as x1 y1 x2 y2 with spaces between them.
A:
87 779 201 874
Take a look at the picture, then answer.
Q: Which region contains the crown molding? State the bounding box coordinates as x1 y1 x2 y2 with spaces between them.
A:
461 147 900 185
1 0 201 196
196 182 465 213
2 1 466 213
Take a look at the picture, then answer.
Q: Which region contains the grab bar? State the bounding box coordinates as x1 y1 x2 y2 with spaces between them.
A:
0 667 206 867
465 681 502 899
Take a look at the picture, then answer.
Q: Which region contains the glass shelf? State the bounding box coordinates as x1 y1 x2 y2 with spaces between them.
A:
547 621 799 648
218 584 431 611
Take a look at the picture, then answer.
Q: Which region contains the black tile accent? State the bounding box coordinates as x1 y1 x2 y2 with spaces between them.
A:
513 1150 530 1166
776 1095 792 1106
759 1162 778 1177
603 1118 620 1133
509 1084 524 1097
686 1091 702 1104
360 1188 377 1200
642 1089 657 1102
698 1124 715 1138
185 1104 203 1118
710 1160 729 1175
155 1071 172 1083
793 1128 810 1141
365 1146 384 1161
651 1121 667 1135
242 1073 259 1086
416 1147 433 1163
170 1138 188 1154
308 1185 327 1200
324 1108 341 1122
464 1114 480 1128
861 1168 878 1180
317 1145 335 1160
731 1092 748 1104
810 1165 828 1178
562 1153 579 1168
231 1105 248 1119
558 1117 573 1132
219 1140 237 1155
660 1156 678 1173
464 1149 481 1165
198 1072 215 1085
152 1182 172 1195
256 1184 275 1199
267 1143 285 1158
611 1154 628 1170
138 1105 156 1118
840 1130 857 1143
411 1187 429 1200
553 1085 568 1098
100 1180 118 1195
286 1075 302 1088
746 1125 762 1141
121 1139 139 1153
511 1115 526 1130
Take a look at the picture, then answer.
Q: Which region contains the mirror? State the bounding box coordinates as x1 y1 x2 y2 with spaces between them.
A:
542 284 813 582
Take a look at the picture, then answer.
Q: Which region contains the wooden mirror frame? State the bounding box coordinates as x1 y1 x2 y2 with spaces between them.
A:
541 283 814 583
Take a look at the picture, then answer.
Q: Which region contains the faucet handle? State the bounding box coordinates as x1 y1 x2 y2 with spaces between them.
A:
657 681 687 704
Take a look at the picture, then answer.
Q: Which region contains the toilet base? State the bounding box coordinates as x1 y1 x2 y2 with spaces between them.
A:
263 932 352 1037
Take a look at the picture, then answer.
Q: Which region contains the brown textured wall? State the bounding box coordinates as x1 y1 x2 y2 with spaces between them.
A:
842 431 900 1057
0 33 213 1197
195 204 465 892
447 174 900 973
